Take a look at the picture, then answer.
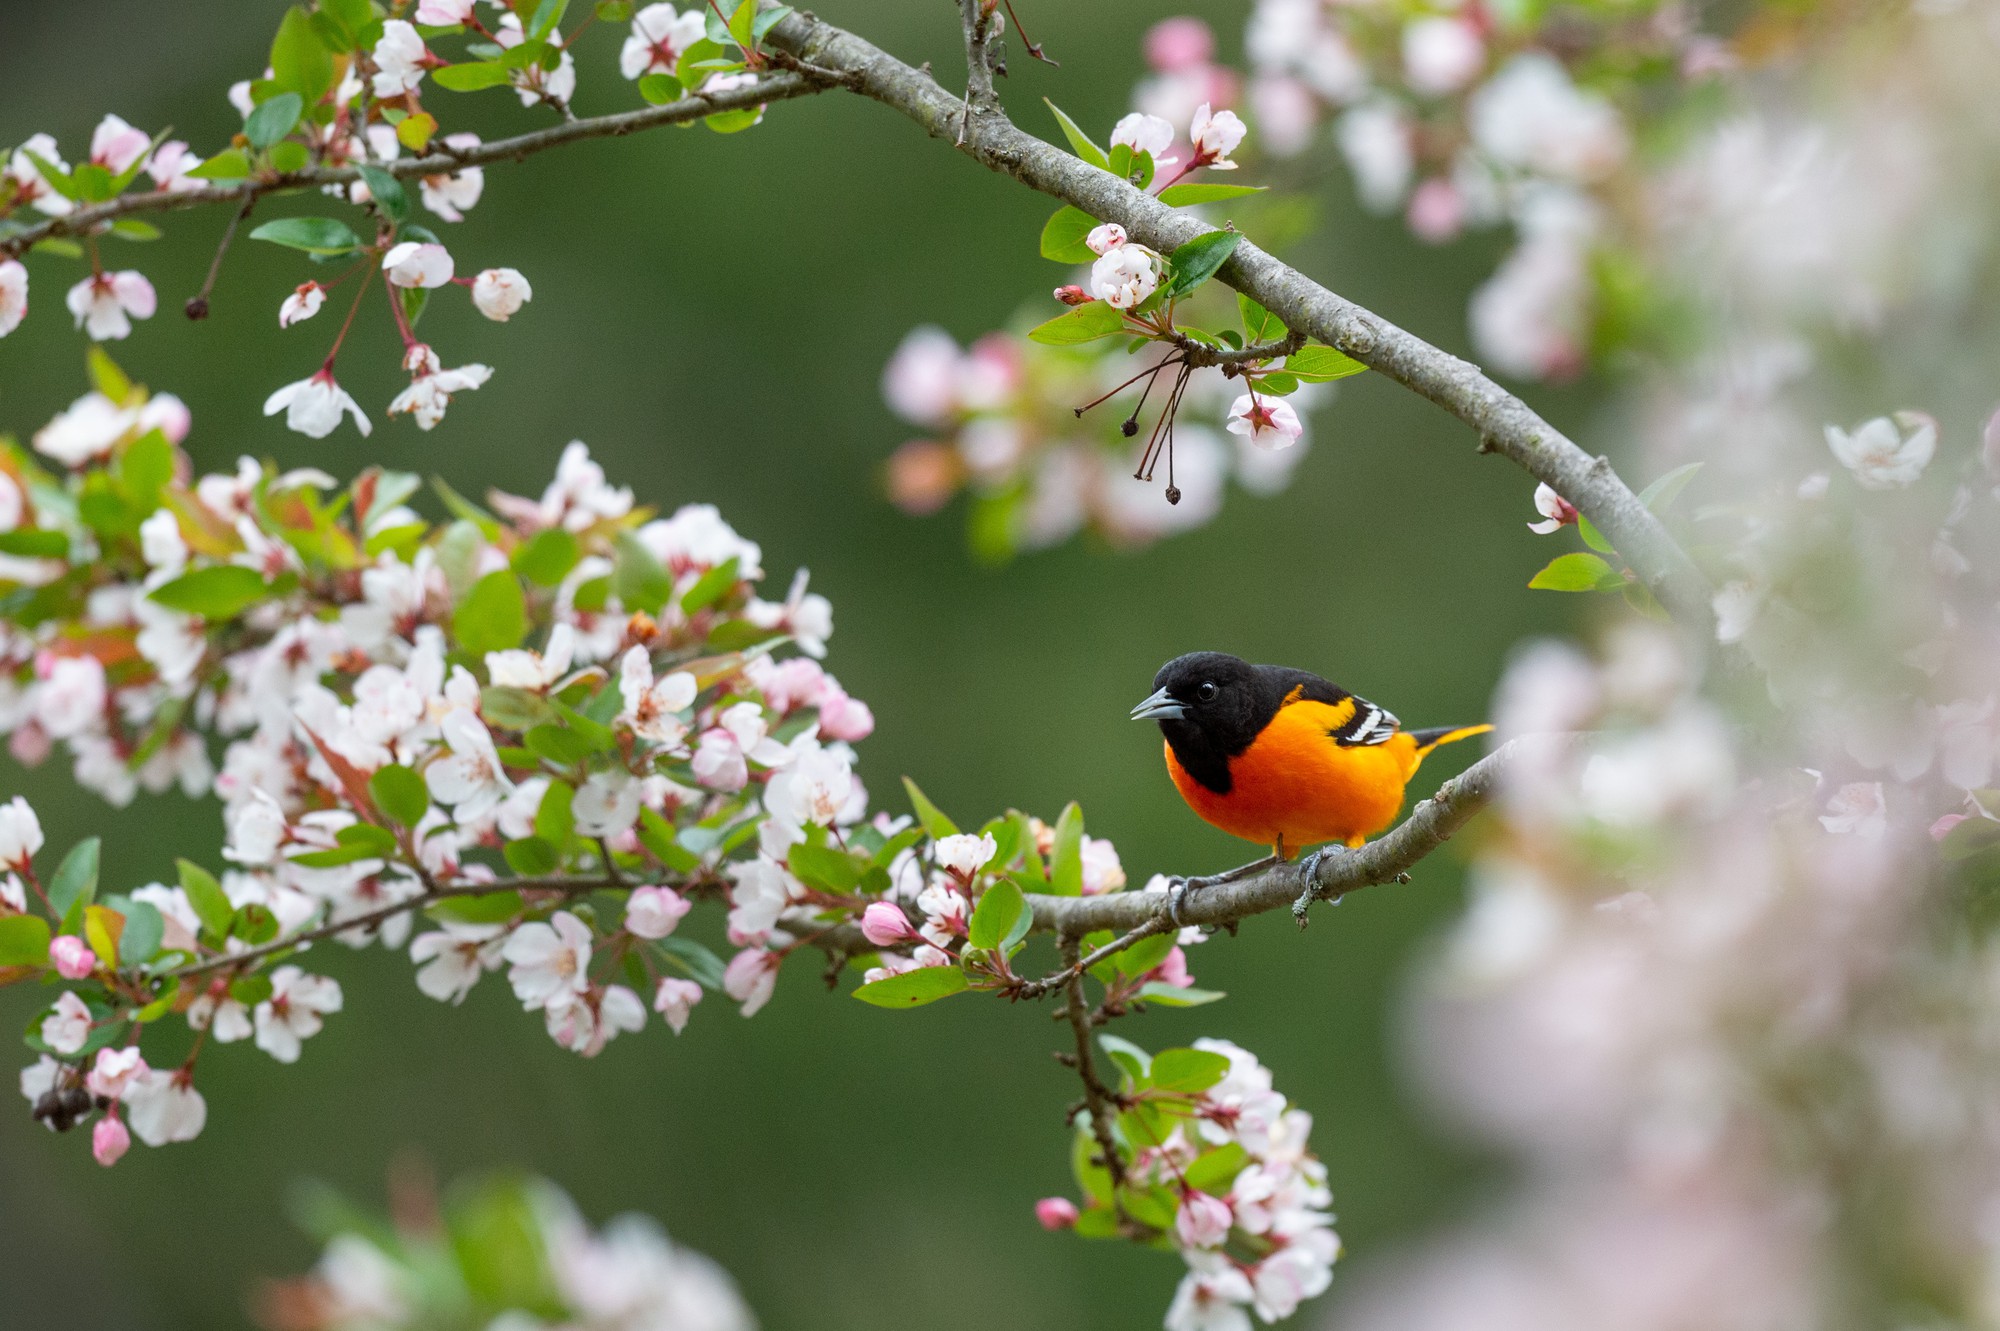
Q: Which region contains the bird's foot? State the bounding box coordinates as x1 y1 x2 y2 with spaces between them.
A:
1290 846 1344 928
1165 854 1281 929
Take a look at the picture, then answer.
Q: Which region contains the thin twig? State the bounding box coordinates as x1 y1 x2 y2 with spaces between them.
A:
1063 942 1129 1197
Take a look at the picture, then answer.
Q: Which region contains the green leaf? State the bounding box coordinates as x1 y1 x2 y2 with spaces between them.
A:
369 764 430 826
901 777 958 838
245 91 305 150
0 529 68 558
1112 930 1173 976
525 724 593 768
481 685 558 732
272 6 337 103
337 823 400 856
1638 461 1703 511
117 899 165 965
431 478 503 542
1942 816 2000 862
852 965 969 1008
0 915 51 967
511 528 580 587
1040 205 1099 264
109 219 162 242
637 72 684 104
232 902 280 945
148 564 268 619
530 0 571 38
1238 293 1280 343
751 4 794 41
726 0 755 48
1049 802 1084 896
612 532 673 616
188 150 252 180
1150 1046 1230 1093
534 779 575 849
503 836 559 876
447 1178 566 1315
1158 182 1268 206
1253 371 1299 396
1282 345 1368 382
1137 981 1225 1007
1577 515 1615 555
268 140 311 173
679 556 739 615
1043 100 1110 168
432 61 516 91
453 570 528 655
1185 1142 1249 1192
789 842 864 893
1528 551 1620 592
1027 302 1126 346
967 879 1023 951
430 890 526 924
1162 230 1241 300
357 165 408 223
48 838 101 919
1097 1033 1151 1083
230 972 275 1006
177 860 235 938
249 216 363 255
656 935 727 989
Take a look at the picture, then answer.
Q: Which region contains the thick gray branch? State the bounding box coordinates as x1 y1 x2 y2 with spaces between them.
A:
766 13 1712 629
1022 738 1519 939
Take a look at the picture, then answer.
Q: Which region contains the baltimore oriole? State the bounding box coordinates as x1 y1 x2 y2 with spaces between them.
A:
1131 651 1490 898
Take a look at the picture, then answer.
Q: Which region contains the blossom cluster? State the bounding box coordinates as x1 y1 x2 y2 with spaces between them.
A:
1039 1036 1339 1331
255 1170 754 1331
0 0 782 437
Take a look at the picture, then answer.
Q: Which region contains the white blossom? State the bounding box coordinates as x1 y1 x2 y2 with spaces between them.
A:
1824 411 1936 490
64 271 155 341
254 966 344 1063
264 370 372 439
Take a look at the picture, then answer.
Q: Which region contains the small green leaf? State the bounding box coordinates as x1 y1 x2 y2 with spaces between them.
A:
1043 100 1109 168
511 528 580 587
357 165 408 223
1112 930 1173 976
1577 516 1615 555
48 838 101 919
1027 302 1126 345
789 842 864 892
268 140 310 173
1162 230 1241 300
1149 1047 1230 1093
852 965 968 1008
0 529 68 558
188 150 252 180
657 935 727 990
117 899 165 965
1040 205 1098 263
432 61 515 91
612 532 673 616
1184 1142 1249 1192
1238 293 1280 343
1097 1033 1151 1083
725 0 755 48
534 779 575 849
1049 802 1084 896
525 724 593 768
1157 182 1268 206
530 0 571 38
453 570 528 655
431 890 526 924
231 902 280 945
1528 551 1620 592
679 556 740 615
1137 981 1226 1007
271 6 337 103
481 685 559 732
369 764 430 826
249 216 363 255
147 564 268 619
1282 345 1369 382
901 777 958 838
503 836 559 876
244 91 305 150
230 972 276 1007
336 824 399 856
109 219 162 242
1638 461 1703 511
0 915 51 967
637 72 684 104
967 879 1023 951
177 860 235 938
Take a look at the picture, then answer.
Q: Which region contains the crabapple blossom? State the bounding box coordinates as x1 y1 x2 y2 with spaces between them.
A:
1824 411 1937 489
1175 1190 1233 1249
504 911 594 1010
624 886 691 939
427 709 512 822
1187 103 1247 169
49 936 94 980
934 832 998 876
1090 243 1160 309
278 282 325 327
1086 222 1128 257
1820 782 1887 838
145 141 203 191
618 646 698 744
254 967 344 1063
1111 112 1176 161
32 391 137 467
1526 482 1579 533
622 3 707 79
418 134 485 220
88 115 150 174
91 1112 131 1167
381 241 455 288
388 359 492 429
124 1068 206 1146
264 369 371 438
371 21 430 97
64 271 155 341
0 260 25 337
721 947 779 1017
409 921 506 1004
85 1047 147 1102
0 795 43 868
653 978 703 1033
1402 16 1485 97
1224 393 1303 450
414 0 474 21
7 133 73 215
1036 1197 1080 1230
472 266 533 320
861 901 918 947
41 991 92 1055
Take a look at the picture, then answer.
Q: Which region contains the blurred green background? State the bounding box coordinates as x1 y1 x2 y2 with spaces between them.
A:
0 1 1583 1325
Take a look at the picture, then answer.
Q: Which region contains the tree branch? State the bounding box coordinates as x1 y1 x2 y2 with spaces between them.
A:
762 13 1714 630
0 73 821 258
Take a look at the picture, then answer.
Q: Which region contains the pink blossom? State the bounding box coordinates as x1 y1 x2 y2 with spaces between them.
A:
1145 17 1214 73
1527 482 1580 533
89 115 152 174
146 141 204 192
415 0 475 22
1188 102 1247 170
41 991 92 1055
653 977 704 1033
625 886 691 940
1086 222 1129 257
1407 177 1467 243
722 947 779 1017
1225 393 1303 450
1175 1189 1234 1248
1931 813 1969 841
1403 16 1485 97
50 935 95 980
860 901 918 947
1153 945 1195 988
65 271 155 341
1036 1197 1080 1229
818 689 875 742
92 1113 131 1167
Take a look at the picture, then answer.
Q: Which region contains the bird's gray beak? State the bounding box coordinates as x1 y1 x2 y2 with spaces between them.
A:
1129 687 1187 722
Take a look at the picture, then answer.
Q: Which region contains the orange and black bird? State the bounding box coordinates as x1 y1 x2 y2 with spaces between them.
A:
1131 651 1490 891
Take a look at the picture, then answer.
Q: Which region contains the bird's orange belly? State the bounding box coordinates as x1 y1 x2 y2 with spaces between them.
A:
1166 707 1415 852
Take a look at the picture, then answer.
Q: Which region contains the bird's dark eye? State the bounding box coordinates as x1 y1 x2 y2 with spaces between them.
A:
1196 681 1219 702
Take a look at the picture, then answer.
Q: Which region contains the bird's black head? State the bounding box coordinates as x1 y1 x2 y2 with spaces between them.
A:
1130 652 1277 792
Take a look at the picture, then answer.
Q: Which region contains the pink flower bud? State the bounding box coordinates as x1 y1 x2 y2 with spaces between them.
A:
1144 17 1214 72
1174 1189 1233 1249
1036 1196 1080 1230
50 934 95 980
1053 284 1094 306
1527 482 1581 534
860 901 918 947
653 977 704 1034
93 1113 131 1167
625 886 692 940
1932 813 1969 842
1151 945 1194 989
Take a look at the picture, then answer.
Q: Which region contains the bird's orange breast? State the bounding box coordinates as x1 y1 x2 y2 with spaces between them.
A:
1165 700 1420 853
